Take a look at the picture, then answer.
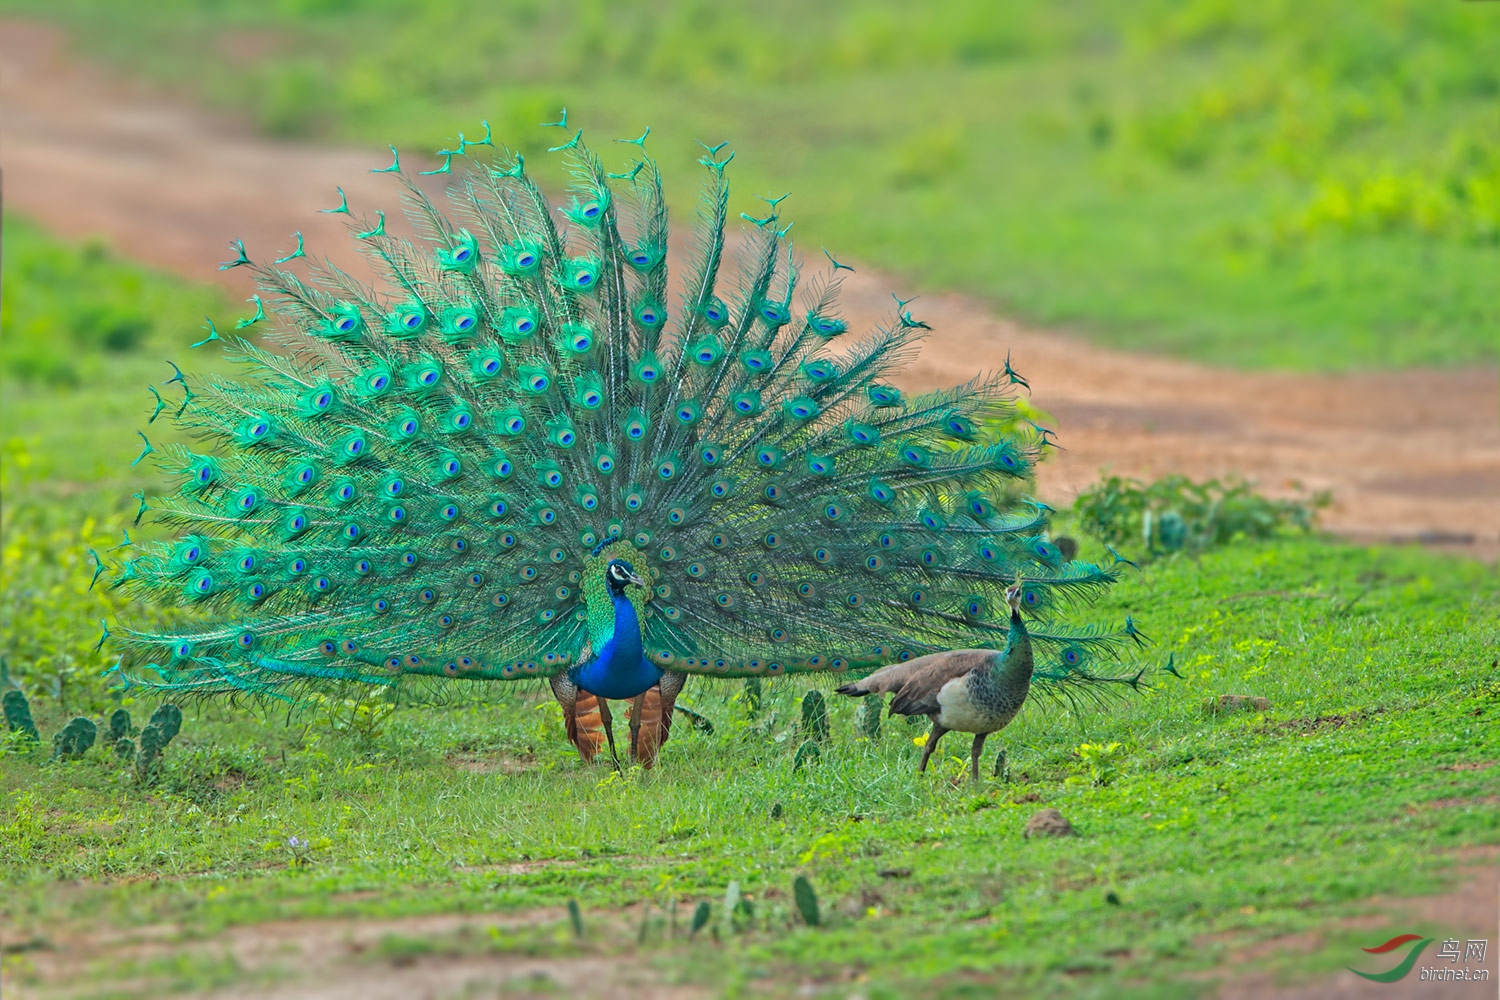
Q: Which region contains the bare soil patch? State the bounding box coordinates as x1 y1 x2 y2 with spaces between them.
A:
1214 849 1500 999
5 906 704 999
3 21 1497 558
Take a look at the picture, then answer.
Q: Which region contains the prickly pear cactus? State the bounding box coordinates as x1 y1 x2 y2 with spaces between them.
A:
3 689 39 743
135 724 164 782
800 690 829 744
52 717 97 759
742 678 762 718
115 736 136 760
148 704 182 744
104 708 132 745
856 693 883 739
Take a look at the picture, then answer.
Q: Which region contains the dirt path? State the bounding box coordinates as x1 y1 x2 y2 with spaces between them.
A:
3 20 1497 556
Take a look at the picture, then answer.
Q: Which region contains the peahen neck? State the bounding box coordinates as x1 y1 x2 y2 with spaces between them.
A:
987 608 1034 687
572 590 662 699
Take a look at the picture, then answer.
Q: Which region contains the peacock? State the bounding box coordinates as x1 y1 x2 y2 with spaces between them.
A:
100 113 1147 768
836 580 1035 781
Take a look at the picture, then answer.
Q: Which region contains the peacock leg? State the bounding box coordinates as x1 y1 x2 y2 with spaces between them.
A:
918 722 949 772
598 698 621 771
969 732 989 782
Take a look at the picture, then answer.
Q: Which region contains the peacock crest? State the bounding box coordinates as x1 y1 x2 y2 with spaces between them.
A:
104 116 1143 700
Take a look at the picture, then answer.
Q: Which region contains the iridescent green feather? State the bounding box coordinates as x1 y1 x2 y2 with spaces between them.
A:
104 120 1143 700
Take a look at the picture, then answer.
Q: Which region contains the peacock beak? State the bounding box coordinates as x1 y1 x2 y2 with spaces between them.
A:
622 568 648 589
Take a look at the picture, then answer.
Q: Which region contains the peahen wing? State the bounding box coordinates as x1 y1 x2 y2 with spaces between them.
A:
106 120 1141 699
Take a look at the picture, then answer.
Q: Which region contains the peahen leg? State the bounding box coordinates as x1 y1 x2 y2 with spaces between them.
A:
918 721 949 772
597 698 621 771
969 732 989 782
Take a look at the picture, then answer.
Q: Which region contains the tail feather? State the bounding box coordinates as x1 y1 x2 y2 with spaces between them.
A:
103 117 1145 703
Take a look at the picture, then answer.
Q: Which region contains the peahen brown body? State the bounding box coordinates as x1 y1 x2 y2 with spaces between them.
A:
837 583 1033 780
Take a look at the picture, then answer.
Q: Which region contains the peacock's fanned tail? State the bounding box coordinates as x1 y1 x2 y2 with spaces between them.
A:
105 120 1143 700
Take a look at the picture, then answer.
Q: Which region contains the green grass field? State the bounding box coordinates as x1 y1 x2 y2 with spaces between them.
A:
3 0 1497 370
4 536 1498 996
3 216 1498 997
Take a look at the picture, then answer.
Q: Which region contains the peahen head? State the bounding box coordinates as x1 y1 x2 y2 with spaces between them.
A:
1005 578 1024 613
606 558 646 596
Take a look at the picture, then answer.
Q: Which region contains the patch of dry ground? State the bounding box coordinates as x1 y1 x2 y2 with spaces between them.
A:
5 905 705 999
3 21 1497 557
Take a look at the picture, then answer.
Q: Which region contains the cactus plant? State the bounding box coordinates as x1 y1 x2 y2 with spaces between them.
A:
800 690 829 743
52 717 97 759
3 689 39 743
856 693 883 739
148 704 182 743
104 708 132 745
135 724 165 781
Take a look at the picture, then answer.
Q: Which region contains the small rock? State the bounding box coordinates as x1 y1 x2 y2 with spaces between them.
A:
1204 694 1270 714
1024 808 1074 839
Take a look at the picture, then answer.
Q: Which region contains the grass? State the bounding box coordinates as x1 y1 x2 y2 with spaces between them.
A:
2 536 1498 996
1 0 1497 370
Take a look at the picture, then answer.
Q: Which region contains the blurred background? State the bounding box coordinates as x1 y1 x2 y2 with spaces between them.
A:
5 0 1499 369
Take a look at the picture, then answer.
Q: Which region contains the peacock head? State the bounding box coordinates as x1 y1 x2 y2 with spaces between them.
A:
1005 577 1024 613
606 558 646 595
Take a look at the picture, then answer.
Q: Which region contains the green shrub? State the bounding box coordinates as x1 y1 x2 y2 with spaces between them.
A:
1074 474 1327 559
0 216 219 385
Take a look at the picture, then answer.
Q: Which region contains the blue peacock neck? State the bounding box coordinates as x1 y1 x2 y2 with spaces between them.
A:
571 589 662 700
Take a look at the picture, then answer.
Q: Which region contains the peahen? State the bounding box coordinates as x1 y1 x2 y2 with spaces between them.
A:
101 115 1146 768
836 579 1034 781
